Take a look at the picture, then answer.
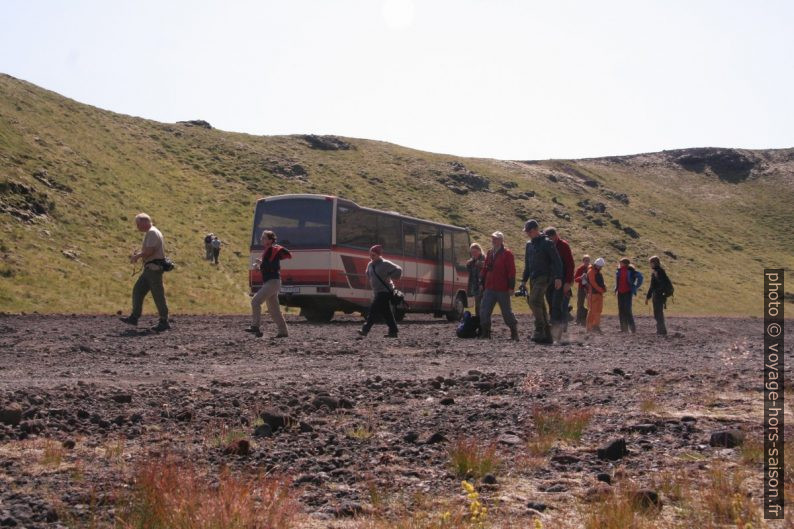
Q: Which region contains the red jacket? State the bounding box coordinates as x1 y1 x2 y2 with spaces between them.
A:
481 246 516 292
574 263 588 287
554 239 575 285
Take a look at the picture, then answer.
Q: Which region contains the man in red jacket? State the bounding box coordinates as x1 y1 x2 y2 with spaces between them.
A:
544 227 575 343
479 231 519 340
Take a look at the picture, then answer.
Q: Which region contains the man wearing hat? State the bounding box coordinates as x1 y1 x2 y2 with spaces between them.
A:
586 257 607 333
519 220 563 344
359 244 402 338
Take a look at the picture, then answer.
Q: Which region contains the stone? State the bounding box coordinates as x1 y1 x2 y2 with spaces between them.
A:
527 501 547 512
482 473 497 485
709 430 744 448
498 434 522 446
111 393 132 404
439 397 455 406
224 439 251 456
630 489 661 510
596 472 611 484
403 431 419 443
424 432 446 444
0 403 22 426
597 438 628 461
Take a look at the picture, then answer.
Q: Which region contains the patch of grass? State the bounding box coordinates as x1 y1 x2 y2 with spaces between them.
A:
699 464 760 527
205 422 248 449
347 424 376 441
39 440 64 468
532 406 593 442
639 398 660 413
581 489 656 529
102 437 125 461
116 459 299 529
448 438 500 480
739 436 763 465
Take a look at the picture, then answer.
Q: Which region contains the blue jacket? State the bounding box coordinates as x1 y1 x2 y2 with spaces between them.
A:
614 266 644 296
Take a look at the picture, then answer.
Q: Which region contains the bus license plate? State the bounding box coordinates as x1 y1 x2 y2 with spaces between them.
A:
280 286 300 294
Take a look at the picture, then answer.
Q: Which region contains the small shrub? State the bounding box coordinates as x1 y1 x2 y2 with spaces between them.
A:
739 436 764 465
582 487 656 529
448 438 500 480
117 459 298 529
700 464 760 526
40 441 64 467
532 406 592 442
347 424 375 441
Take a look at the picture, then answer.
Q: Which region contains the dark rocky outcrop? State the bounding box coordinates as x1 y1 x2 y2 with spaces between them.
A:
177 120 212 129
673 148 756 183
301 135 352 150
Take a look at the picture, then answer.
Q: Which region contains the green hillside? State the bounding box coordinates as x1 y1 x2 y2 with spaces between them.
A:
1 73 792 316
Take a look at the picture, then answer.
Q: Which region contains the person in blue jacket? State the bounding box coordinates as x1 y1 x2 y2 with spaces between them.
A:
614 257 644 333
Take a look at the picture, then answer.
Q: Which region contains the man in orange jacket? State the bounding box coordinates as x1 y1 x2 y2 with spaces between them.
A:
586 257 606 333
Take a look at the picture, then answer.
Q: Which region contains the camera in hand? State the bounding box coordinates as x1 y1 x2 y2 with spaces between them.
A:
514 285 527 297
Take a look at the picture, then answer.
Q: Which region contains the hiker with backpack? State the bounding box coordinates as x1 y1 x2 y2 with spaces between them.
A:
479 231 519 340
204 233 214 260
358 244 402 338
585 257 607 334
645 255 673 335
466 243 485 316
543 227 574 344
211 235 222 265
245 230 291 338
518 220 562 344
573 255 591 325
615 257 644 333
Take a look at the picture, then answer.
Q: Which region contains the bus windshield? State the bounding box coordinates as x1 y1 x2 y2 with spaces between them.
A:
251 198 332 249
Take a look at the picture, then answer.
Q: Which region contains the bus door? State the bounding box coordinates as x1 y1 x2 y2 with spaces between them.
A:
401 222 418 304
418 224 442 311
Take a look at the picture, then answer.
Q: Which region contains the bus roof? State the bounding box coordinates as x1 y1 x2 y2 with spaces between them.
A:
257 194 470 232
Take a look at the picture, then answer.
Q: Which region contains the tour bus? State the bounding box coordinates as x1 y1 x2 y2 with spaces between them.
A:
249 194 472 322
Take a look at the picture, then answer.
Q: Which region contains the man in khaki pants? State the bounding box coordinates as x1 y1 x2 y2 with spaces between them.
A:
245 230 291 338
120 213 170 332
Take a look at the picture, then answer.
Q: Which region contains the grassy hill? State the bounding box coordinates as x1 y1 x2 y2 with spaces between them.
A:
1 73 792 316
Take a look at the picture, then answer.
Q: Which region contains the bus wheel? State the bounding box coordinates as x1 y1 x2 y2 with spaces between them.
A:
301 307 334 323
446 294 466 322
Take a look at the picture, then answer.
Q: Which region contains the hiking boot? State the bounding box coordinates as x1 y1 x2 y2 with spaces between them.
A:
479 328 491 339
357 329 368 337
509 326 519 341
550 324 563 343
275 332 288 338
245 325 263 338
151 320 171 332
385 331 398 338
119 316 138 326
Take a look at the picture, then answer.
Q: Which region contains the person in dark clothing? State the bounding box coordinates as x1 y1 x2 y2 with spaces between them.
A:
519 220 563 344
614 257 644 333
245 230 291 338
645 255 672 335
359 245 402 338
573 255 591 325
204 233 213 260
466 243 485 316
543 227 575 343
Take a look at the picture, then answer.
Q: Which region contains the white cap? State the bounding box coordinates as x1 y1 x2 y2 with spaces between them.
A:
594 257 605 268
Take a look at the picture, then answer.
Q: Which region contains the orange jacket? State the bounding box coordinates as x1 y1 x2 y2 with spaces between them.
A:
587 265 606 294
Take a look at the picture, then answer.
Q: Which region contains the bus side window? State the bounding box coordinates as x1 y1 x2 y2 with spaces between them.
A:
453 231 470 273
337 206 377 249
418 225 438 260
403 223 417 257
443 231 453 263
377 215 401 254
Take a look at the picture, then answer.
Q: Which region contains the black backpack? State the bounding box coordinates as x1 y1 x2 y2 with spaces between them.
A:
456 311 480 338
662 273 674 298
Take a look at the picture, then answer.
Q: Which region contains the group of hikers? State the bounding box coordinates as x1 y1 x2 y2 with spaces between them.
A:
203 233 223 264
119 213 674 341
460 220 674 343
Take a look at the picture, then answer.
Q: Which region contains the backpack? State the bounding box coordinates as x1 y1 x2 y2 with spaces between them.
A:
661 272 674 298
456 311 480 339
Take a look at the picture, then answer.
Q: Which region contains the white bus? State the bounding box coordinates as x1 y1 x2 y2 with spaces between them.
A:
249 194 472 322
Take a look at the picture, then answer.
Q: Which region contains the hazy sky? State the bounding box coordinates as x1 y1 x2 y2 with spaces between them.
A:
1 0 792 160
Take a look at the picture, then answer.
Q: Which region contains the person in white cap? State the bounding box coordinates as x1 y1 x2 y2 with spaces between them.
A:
586 257 607 333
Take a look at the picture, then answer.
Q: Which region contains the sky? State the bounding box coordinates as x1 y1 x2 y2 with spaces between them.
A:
1 0 793 160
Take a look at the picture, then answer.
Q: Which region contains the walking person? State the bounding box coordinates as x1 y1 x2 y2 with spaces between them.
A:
359 245 402 338
245 230 291 338
466 243 485 316
479 231 519 340
120 213 170 332
204 233 214 260
543 227 574 343
615 257 644 333
585 257 607 334
518 220 562 344
573 255 591 325
645 255 673 335
211 236 222 265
